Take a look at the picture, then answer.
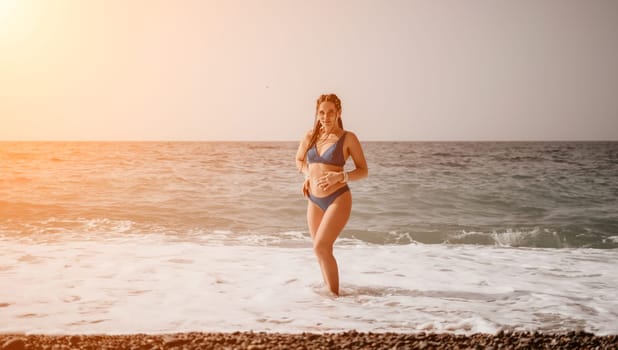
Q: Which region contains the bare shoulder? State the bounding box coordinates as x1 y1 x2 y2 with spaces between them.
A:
344 131 362 145
299 129 312 143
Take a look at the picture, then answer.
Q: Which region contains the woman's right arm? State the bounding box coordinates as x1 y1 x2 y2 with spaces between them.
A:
296 130 313 197
295 130 312 175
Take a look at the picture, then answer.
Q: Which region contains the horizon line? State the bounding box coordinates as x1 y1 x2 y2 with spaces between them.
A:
1 139 617 143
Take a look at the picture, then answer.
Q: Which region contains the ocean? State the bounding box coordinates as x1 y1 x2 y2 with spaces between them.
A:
1 141 617 335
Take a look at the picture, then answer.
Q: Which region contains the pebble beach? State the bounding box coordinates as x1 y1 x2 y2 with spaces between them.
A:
2 331 617 350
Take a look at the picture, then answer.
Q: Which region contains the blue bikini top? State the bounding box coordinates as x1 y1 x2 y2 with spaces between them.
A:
307 132 347 167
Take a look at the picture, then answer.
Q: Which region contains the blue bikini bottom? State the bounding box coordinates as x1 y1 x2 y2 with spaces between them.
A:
308 185 350 211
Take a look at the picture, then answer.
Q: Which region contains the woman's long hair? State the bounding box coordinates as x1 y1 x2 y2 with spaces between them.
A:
305 94 343 156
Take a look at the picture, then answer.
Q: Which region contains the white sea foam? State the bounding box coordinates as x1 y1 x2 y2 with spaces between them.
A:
1 235 616 335
491 228 547 247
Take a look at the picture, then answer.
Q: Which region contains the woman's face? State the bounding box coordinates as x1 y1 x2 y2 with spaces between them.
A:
317 101 340 133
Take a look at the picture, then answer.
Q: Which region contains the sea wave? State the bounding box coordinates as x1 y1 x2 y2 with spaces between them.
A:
2 217 617 249
1 141 617 249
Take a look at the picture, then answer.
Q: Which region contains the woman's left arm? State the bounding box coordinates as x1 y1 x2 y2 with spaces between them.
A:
345 132 368 181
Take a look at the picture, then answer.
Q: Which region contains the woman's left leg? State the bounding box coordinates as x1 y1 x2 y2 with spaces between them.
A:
313 191 352 296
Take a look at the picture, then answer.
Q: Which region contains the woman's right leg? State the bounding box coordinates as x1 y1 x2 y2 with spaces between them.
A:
307 201 327 285
307 201 323 241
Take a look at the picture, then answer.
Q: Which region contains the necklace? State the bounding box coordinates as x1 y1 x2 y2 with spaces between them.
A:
317 131 341 147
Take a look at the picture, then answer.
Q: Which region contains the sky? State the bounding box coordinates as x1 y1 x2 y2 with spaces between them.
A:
1 0 617 141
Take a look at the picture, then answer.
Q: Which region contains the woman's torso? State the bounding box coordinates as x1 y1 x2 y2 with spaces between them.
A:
307 131 348 197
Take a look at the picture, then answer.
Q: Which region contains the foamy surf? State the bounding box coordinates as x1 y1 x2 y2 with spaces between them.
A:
1 234 616 335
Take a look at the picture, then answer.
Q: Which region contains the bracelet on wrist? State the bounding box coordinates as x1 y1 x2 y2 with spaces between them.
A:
339 171 348 183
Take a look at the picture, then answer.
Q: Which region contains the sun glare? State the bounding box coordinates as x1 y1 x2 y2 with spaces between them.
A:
0 0 18 26
0 0 41 44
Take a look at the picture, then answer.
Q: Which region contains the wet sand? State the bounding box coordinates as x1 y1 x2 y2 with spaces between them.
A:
2 330 617 349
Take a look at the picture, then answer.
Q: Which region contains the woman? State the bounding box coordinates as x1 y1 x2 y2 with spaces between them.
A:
295 93 368 296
